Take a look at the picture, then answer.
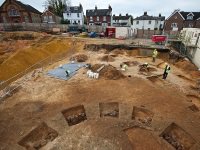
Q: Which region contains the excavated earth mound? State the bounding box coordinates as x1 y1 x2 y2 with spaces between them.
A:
91 64 125 80
70 54 88 62
101 55 115 62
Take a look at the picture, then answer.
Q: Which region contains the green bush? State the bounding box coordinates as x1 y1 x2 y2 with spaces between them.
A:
61 19 70 24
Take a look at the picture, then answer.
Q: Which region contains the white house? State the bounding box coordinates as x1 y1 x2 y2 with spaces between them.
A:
112 14 132 27
132 12 165 33
180 28 200 68
63 4 84 25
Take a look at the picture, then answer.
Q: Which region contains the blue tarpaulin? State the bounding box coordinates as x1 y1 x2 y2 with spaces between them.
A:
47 63 85 80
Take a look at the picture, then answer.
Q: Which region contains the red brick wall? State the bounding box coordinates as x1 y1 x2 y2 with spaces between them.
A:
184 21 195 28
0 0 41 23
42 11 57 23
195 20 200 28
164 12 184 31
87 16 111 26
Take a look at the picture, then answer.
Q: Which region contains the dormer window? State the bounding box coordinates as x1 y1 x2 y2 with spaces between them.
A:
187 12 194 20
187 15 193 20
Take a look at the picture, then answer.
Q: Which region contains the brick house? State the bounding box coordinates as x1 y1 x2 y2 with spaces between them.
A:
42 9 61 24
164 10 200 31
86 5 112 26
0 0 41 23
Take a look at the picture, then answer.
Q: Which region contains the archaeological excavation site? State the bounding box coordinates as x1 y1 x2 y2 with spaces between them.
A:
0 32 200 150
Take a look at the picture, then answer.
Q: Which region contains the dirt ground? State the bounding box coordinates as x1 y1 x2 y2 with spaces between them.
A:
0 33 200 150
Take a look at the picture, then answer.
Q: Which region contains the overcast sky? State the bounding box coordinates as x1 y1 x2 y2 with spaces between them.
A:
0 0 199 18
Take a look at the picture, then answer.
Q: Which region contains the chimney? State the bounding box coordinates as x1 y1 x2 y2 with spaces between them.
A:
79 3 83 11
119 13 121 16
126 13 128 16
144 12 147 15
95 5 97 10
108 5 112 11
159 13 161 17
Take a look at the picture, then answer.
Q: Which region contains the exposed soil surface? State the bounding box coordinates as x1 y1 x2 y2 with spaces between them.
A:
100 55 115 62
70 54 88 62
160 123 196 150
18 122 58 150
62 105 87 126
0 34 200 150
91 64 125 80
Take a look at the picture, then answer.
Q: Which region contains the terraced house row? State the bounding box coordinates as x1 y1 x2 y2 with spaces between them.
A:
0 0 200 31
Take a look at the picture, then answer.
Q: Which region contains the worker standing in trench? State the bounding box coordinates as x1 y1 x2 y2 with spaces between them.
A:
163 63 171 79
152 49 158 62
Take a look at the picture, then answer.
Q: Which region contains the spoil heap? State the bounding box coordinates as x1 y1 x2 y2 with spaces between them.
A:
70 54 88 62
91 64 124 80
101 55 115 62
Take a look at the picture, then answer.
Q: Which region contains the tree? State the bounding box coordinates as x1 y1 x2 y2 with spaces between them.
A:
84 15 87 25
60 18 70 24
45 0 71 17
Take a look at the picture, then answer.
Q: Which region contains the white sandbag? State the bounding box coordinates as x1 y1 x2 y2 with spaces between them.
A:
87 70 92 76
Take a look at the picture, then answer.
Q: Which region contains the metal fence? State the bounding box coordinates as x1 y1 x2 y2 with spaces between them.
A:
0 44 76 100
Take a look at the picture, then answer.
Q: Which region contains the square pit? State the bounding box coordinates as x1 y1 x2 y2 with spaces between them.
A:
18 122 58 149
61 105 87 126
99 102 119 118
132 106 154 125
160 123 196 150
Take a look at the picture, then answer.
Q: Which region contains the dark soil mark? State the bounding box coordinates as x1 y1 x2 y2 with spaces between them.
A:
132 106 154 125
188 104 199 112
62 105 87 126
160 123 196 150
18 122 58 150
99 102 119 118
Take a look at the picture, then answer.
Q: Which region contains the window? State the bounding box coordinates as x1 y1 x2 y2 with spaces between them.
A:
174 16 177 19
90 16 93 21
67 13 69 16
156 20 158 24
24 16 29 23
148 20 151 24
189 23 193 28
102 23 107 26
187 15 193 20
8 8 20 16
171 23 177 28
103 16 106 21
136 21 139 24
78 20 80 24
97 16 99 21
43 16 47 22
77 13 79 17
49 15 53 22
